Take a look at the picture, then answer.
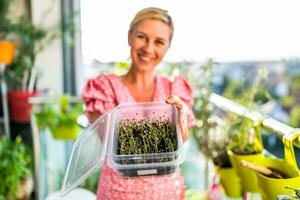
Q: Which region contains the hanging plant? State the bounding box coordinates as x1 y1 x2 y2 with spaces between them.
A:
34 95 83 140
227 68 271 155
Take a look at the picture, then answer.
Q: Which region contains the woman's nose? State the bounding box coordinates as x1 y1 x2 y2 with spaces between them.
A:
143 41 155 53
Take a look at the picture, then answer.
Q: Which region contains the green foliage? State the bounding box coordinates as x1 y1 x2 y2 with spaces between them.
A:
159 59 233 167
223 69 271 106
187 59 233 166
117 119 177 163
227 116 260 154
291 75 300 90
277 186 300 199
34 96 83 137
222 80 245 101
290 105 300 128
0 136 31 199
0 0 15 40
189 59 216 156
226 68 270 154
5 16 51 90
0 0 75 90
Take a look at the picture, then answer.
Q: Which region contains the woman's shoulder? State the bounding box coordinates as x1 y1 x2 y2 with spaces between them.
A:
157 75 192 88
87 73 119 84
81 73 120 115
156 75 193 101
82 73 121 98
83 73 124 92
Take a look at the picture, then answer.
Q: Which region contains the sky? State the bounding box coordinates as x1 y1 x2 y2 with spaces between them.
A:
80 0 300 62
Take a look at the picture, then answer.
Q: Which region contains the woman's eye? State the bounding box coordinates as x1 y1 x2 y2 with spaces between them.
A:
156 40 164 45
137 35 145 39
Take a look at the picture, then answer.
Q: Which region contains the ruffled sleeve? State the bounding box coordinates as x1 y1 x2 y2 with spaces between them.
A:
81 74 117 122
171 75 197 127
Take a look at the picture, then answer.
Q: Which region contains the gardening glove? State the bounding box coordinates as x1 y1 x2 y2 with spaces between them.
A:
166 95 189 142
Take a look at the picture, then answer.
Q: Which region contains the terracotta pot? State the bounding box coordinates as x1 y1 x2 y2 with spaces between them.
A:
0 40 15 65
8 91 40 123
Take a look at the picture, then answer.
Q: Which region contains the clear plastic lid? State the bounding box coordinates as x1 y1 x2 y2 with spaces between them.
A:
60 113 111 197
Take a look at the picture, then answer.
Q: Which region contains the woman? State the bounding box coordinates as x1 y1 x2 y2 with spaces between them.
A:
82 7 196 200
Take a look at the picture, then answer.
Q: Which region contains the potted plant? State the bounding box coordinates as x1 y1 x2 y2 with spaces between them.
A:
225 68 270 193
0 136 32 200
6 14 57 123
226 118 264 193
0 0 16 124
251 130 300 200
188 59 217 186
0 0 40 122
208 118 243 198
34 95 83 140
1 0 72 123
185 59 241 197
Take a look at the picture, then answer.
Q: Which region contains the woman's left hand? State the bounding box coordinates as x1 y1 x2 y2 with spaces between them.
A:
166 95 189 142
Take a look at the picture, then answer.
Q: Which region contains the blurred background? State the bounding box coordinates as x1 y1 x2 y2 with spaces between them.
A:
0 0 300 199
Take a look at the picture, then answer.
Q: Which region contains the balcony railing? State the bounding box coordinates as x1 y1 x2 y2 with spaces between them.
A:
209 93 300 147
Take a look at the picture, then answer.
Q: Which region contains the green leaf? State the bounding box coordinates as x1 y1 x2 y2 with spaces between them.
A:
285 186 300 198
0 136 31 197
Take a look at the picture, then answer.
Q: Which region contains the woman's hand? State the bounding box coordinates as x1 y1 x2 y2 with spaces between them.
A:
166 95 189 142
85 111 102 124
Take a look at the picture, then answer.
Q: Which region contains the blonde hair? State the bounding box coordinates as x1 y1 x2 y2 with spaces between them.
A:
129 7 174 41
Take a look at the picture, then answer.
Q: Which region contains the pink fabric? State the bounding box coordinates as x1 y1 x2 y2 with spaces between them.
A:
81 74 196 200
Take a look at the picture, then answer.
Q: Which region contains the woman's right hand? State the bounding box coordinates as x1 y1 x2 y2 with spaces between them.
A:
85 111 101 123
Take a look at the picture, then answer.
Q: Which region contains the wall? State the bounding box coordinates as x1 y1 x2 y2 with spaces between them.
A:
30 0 63 94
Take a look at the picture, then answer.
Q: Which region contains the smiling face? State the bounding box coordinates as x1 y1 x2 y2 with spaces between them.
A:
128 19 171 73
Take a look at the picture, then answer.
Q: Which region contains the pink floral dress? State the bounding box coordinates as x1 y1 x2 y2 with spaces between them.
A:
81 74 196 200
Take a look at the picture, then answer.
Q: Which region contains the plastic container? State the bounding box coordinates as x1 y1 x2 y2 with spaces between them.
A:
61 102 184 197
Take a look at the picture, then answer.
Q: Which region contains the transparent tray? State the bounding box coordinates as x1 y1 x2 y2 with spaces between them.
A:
61 102 184 197
107 102 184 177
